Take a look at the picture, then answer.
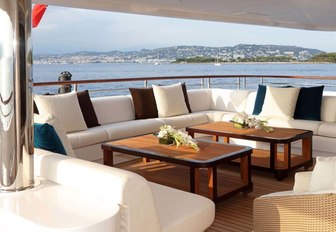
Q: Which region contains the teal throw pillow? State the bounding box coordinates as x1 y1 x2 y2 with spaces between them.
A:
34 123 67 155
252 85 266 115
294 86 324 121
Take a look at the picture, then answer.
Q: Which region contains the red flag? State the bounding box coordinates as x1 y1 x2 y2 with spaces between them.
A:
32 4 47 28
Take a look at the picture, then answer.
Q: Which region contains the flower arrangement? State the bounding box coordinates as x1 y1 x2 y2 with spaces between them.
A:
155 125 199 151
230 112 273 133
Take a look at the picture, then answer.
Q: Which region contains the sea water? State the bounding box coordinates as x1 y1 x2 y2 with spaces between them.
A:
33 63 336 96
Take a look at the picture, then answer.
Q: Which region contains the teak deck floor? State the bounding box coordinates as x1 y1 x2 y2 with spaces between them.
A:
115 159 299 232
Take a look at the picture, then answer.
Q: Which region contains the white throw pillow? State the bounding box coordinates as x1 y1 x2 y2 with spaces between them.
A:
260 86 300 119
34 114 76 157
152 83 189 117
309 156 336 192
34 92 87 133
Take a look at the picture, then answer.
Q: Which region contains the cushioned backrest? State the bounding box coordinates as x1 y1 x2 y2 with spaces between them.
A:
187 89 213 112
91 96 135 124
211 89 251 112
321 94 336 122
34 152 161 232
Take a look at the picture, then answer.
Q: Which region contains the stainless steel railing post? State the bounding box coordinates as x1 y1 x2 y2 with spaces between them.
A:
0 0 35 192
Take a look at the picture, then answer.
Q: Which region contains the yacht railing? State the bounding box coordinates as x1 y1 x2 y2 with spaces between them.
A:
33 75 336 97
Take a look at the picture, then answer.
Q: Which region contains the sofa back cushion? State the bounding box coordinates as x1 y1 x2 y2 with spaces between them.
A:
187 89 212 112
91 96 135 124
321 94 336 122
211 89 250 112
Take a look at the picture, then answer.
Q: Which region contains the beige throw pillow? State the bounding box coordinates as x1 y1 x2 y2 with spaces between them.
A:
260 86 300 119
309 156 336 192
152 83 189 117
34 92 87 133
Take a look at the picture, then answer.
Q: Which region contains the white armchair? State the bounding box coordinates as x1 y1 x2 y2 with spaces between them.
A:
253 171 336 231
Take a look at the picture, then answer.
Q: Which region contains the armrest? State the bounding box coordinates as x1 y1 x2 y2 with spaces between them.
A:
253 193 336 232
34 151 161 232
293 171 312 193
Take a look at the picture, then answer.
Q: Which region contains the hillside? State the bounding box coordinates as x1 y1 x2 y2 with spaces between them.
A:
34 44 324 64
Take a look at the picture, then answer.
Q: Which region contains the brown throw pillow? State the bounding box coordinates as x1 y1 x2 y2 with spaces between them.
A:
76 90 100 128
129 88 158 119
181 83 192 113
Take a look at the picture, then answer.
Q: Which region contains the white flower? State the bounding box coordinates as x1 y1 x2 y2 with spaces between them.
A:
231 112 273 133
156 125 199 150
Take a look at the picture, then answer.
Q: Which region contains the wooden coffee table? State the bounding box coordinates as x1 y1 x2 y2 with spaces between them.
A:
187 122 313 180
102 134 253 202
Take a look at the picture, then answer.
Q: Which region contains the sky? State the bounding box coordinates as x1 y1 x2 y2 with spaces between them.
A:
32 6 336 55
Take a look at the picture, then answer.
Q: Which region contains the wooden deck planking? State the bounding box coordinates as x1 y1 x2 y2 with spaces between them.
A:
116 159 297 232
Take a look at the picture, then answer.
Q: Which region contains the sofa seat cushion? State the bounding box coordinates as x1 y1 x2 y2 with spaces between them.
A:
159 112 208 129
67 126 109 149
267 118 322 134
311 136 336 155
318 123 336 138
104 119 164 141
211 89 250 112
198 110 231 122
91 95 135 125
187 89 212 112
150 182 215 232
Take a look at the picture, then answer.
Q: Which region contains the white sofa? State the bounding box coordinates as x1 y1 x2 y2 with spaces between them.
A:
61 88 336 162
34 148 215 232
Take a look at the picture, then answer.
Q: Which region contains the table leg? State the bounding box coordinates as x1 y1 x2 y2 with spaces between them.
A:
223 136 230 143
208 167 217 200
212 135 219 142
270 143 277 170
284 143 291 169
190 167 200 194
240 155 250 184
302 136 313 170
143 157 150 163
103 150 114 166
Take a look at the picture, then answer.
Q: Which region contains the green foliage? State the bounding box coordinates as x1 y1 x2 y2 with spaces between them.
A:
173 57 217 63
172 56 297 63
309 53 336 63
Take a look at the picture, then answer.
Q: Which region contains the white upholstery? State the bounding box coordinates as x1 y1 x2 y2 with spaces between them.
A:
34 92 87 133
159 112 208 129
67 126 109 149
187 89 212 112
103 119 164 141
267 118 322 134
318 122 336 137
260 86 300 120
34 114 76 157
150 182 215 232
32 88 336 161
245 91 257 115
34 149 215 232
153 83 189 117
211 89 250 112
293 171 313 193
309 157 336 191
92 95 135 124
321 95 336 122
